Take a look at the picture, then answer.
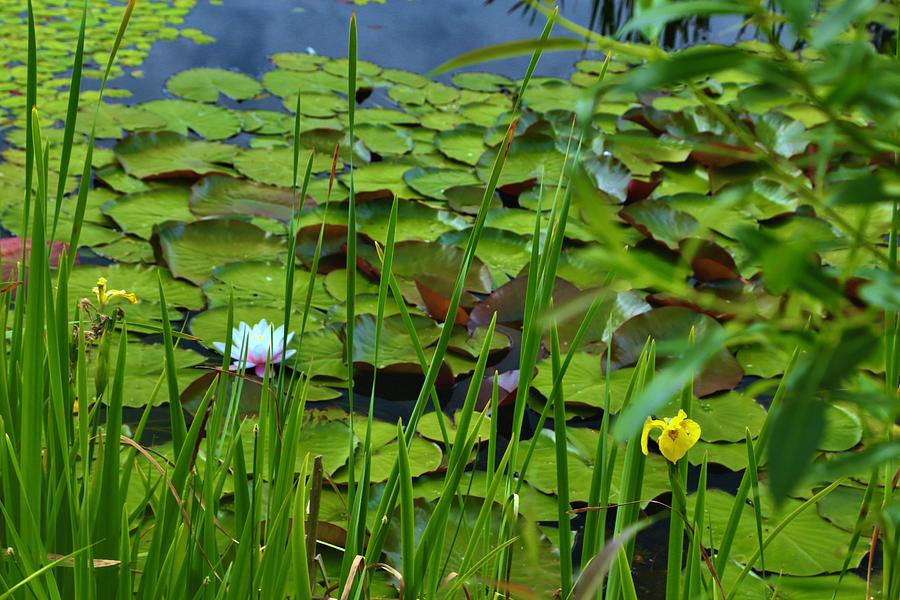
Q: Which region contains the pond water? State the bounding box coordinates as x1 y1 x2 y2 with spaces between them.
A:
116 0 602 104
112 0 751 103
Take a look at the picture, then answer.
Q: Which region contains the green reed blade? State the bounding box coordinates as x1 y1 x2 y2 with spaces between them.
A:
745 429 765 574
158 275 187 453
550 320 573 596
50 0 88 240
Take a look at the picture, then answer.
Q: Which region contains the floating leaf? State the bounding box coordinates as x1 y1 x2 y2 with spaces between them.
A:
233 146 334 186
141 99 242 139
102 188 195 239
166 68 262 103
687 489 868 576
352 313 441 370
610 307 743 396
114 131 237 180
190 175 296 221
451 71 513 92
355 123 413 156
66 263 205 310
404 167 481 200
155 219 286 285
202 261 334 310
85 341 205 407
435 126 488 166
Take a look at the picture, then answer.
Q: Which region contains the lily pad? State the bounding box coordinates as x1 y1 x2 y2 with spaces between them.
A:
352 313 441 370
166 68 261 103
435 126 489 166
333 418 442 484
85 340 205 408
102 187 195 239
519 428 670 504
691 391 767 442
355 123 413 157
115 131 237 180
190 175 296 221
202 261 334 310
155 219 287 285
141 99 242 139
609 306 743 397
687 489 868 575
451 72 513 92
404 167 481 201
66 263 204 310
476 134 567 187
234 146 335 186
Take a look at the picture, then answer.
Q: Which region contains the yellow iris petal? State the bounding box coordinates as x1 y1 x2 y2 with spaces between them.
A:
105 289 139 304
641 410 701 463
91 277 138 308
641 418 667 456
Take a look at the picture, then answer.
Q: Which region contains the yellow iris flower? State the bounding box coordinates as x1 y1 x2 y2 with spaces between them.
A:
641 409 701 463
92 277 138 310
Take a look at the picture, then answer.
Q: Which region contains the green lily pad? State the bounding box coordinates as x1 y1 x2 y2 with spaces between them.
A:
66 263 204 311
291 328 346 380
424 82 460 105
357 199 468 243
435 126 488 166
477 134 566 187
85 341 205 407
95 165 152 194
439 227 531 284
352 313 441 369
610 307 743 397
101 187 195 239
188 304 322 356
141 99 242 139
114 131 238 180
166 68 262 103
239 413 351 477
155 219 287 285
380 68 430 88
341 161 417 197
190 175 296 221
355 123 413 156
80 102 168 138
532 353 634 412
262 68 347 96
520 428 670 504
240 110 294 135
283 91 347 117
202 261 334 310
388 85 426 106
234 146 335 186
322 57 380 78
820 404 862 451
687 489 868 575
451 72 513 92
690 391 767 442
270 52 325 72
356 108 419 126
621 198 700 250
92 237 156 264
736 344 791 378
404 167 481 200
333 418 442 484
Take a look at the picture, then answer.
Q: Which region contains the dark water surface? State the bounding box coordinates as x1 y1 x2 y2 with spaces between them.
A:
117 0 607 103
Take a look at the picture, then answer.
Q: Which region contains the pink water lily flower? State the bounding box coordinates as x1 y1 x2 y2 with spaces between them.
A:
212 320 296 377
